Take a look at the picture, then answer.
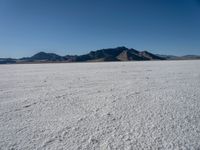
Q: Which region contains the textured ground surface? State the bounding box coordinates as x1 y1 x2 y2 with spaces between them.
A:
0 60 200 150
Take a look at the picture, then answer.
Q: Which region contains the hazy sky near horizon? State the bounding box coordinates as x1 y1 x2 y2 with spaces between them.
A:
0 0 200 58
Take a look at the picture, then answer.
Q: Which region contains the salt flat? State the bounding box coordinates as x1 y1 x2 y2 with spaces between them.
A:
0 60 200 150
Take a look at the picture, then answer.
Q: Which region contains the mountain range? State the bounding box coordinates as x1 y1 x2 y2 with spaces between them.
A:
0 47 199 64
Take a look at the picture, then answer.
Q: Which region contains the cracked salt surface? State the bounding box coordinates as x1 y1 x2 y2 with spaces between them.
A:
0 60 200 150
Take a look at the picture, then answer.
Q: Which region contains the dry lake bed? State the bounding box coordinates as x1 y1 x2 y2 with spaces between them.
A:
0 60 200 150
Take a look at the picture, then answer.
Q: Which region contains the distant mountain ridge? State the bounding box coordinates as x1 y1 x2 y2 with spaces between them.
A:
0 58 17 64
21 46 165 63
0 46 200 64
158 54 200 60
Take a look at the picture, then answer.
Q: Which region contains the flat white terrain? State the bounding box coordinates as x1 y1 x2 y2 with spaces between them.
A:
0 60 200 150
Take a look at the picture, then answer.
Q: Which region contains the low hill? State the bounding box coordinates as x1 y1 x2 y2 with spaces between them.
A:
21 52 65 62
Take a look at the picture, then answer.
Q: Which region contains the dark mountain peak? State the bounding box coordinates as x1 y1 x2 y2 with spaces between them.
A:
75 47 165 62
35 51 47 55
93 46 129 52
115 46 129 50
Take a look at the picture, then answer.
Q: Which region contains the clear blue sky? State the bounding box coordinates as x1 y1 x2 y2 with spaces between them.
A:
0 0 200 58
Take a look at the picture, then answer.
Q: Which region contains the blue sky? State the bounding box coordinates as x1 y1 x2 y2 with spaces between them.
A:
0 0 200 58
